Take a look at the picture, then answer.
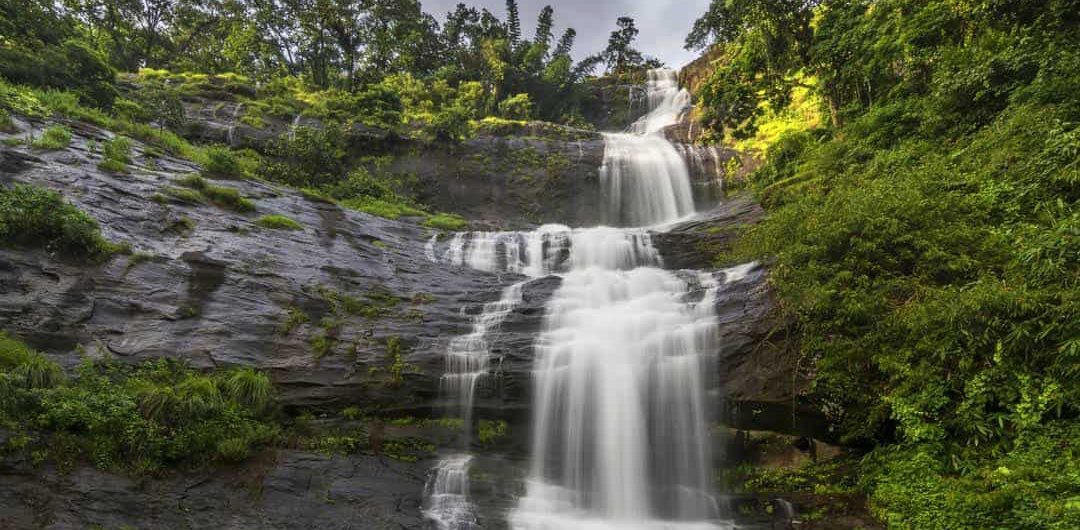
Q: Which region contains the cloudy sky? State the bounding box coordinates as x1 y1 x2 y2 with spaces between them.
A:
422 0 714 68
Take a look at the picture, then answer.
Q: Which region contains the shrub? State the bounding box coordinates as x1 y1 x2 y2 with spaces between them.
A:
478 419 508 446
498 93 533 120
215 437 251 462
200 146 243 177
0 184 116 260
256 214 302 230
97 158 127 173
98 136 132 172
222 367 272 413
260 125 348 187
0 332 63 392
10 355 282 474
0 39 116 107
429 106 471 142
30 125 71 150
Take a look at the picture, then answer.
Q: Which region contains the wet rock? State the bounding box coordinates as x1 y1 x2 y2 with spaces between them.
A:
653 194 765 270
0 450 430 530
0 120 550 416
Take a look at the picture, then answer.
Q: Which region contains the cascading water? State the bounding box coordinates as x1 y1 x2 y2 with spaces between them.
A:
600 70 695 227
427 68 739 530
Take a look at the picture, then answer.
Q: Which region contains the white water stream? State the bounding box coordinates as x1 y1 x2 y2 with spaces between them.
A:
426 69 739 530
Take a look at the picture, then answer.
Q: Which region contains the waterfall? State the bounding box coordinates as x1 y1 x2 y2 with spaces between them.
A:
427 69 738 530
601 70 695 227
226 103 243 147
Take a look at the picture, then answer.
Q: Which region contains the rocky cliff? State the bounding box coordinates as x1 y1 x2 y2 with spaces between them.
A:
0 98 830 528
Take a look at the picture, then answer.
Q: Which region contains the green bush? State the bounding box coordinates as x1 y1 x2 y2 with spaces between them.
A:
200 146 243 178
423 213 467 231
0 184 116 260
260 125 348 187
98 136 132 172
497 93 533 120
0 39 116 107
0 332 63 393
256 214 302 230
0 336 281 475
30 125 71 150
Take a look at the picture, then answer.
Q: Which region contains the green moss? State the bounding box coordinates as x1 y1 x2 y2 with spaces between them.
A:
310 333 335 359
30 125 71 150
385 336 406 386
423 213 467 231
380 437 435 462
340 196 425 220
173 174 254 212
96 158 128 173
477 419 508 446
256 214 303 231
277 307 309 335
163 186 205 204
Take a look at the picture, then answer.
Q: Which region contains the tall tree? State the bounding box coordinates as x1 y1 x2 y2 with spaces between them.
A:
552 28 575 58
504 0 520 47
599 16 645 74
533 5 554 50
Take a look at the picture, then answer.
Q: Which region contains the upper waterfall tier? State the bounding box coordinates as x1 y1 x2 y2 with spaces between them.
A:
429 225 661 277
600 69 696 227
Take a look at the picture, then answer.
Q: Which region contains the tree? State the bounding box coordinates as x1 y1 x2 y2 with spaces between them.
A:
599 17 647 74
504 0 520 47
533 5 554 50
685 0 821 135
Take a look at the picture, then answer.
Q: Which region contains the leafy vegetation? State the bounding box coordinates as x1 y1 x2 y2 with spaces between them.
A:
256 214 303 231
693 0 1079 526
175 174 255 212
0 184 119 261
30 124 71 150
0 333 278 475
98 135 132 173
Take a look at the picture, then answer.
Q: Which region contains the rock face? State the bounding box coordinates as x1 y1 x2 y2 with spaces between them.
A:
0 450 429 530
0 116 542 416
389 128 608 229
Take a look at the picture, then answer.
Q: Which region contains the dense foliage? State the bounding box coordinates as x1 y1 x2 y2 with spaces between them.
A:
0 184 119 260
0 332 277 474
0 1 654 126
693 0 1079 526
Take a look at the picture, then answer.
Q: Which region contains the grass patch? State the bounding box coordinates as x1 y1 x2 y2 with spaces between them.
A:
30 125 71 150
174 173 254 212
256 214 302 231
340 196 425 220
277 307 309 335
0 184 119 261
97 136 132 173
423 213 467 231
